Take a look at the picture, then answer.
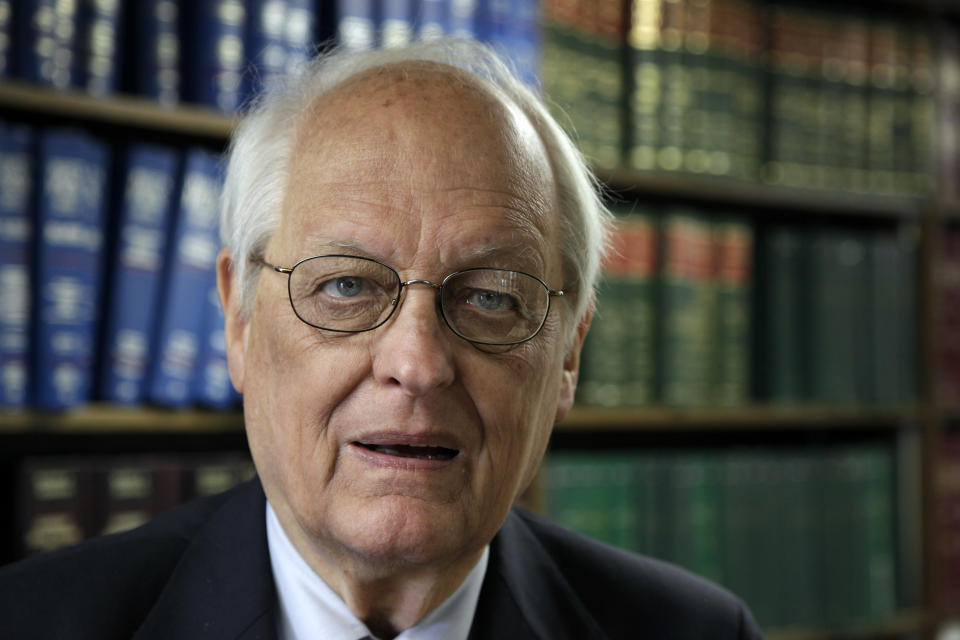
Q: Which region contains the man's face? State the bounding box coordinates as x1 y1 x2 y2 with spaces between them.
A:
222 66 586 572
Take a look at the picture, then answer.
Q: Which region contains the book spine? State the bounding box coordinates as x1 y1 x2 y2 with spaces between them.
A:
183 0 247 112
192 272 239 409
100 144 181 405
381 0 413 48
283 0 315 75
939 435 960 608
576 214 631 407
17 459 95 556
807 228 870 406
627 0 662 171
130 0 181 105
0 0 13 76
941 229 960 406
17 0 79 88
148 147 223 408
75 0 124 96
620 208 658 406
659 210 715 407
756 225 806 404
448 0 477 40
417 0 447 41
33 128 111 410
712 216 752 406
868 226 918 406
244 0 289 99
337 0 378 51
0 122 34 407
93 457 184 536
655 0 687 172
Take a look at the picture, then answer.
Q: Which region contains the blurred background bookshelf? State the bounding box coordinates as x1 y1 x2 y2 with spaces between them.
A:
1 0 960 638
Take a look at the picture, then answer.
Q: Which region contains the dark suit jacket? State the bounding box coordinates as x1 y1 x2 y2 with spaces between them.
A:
0 478 763 639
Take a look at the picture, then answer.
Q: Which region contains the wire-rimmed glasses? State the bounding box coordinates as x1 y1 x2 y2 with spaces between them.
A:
256 254 564 346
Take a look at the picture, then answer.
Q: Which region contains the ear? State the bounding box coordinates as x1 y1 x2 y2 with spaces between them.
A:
555 305 592 423
217 248 247 394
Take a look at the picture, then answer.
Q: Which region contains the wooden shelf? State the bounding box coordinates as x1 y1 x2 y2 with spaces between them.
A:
0 80 234 140
559 404 920 431
0 406 243 434
595 167 929 219
0 405 922 435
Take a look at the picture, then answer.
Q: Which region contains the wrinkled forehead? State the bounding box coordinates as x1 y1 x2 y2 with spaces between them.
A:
283 62 559 242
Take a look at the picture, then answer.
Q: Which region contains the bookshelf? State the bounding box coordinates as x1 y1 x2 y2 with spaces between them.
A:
2 1 960 638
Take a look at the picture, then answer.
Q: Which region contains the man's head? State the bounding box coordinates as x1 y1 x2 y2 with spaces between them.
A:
217 40 611 583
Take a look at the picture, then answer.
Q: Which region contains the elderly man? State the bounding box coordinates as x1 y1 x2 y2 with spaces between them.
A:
0 40 762 639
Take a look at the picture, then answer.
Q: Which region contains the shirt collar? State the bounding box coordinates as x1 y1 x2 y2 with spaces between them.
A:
266 501 489 640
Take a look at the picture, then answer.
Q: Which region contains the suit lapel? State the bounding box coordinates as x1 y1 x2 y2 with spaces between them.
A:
470 511 607 640
133 479 277 640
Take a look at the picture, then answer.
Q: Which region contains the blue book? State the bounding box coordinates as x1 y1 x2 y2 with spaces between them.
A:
507 0 539 87
129 0 180 105
336 0 377 51
0 123 35 407
182 0 247 112
284 0 316 76
33 128 111 409
17 0 79 88
448 0 477 40
74 0 124 95
477 0 538 86
148 148 222 408
416 0 446 41
99 144 181 405
380 0 413 48
193 274 239 409
244 0 288 100
0 0 13 76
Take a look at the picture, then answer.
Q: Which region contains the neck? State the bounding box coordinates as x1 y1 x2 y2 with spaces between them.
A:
276 508 485 638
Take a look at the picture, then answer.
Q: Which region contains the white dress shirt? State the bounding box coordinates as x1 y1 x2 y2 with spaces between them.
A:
266 502 489 640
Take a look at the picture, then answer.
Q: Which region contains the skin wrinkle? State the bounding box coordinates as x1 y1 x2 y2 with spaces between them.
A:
218 61 588 639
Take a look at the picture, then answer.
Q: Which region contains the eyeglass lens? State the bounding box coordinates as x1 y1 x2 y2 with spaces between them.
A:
287 256 550 345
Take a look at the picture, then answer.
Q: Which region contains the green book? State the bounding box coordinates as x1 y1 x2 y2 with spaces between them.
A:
668 451 724 584
720 449 779 630
627 0 663 172
756 226 807 404
544 452 641 552
820 444 898 628
775 449 825 630
868 227 918 406
807 229 870 406
659 210 716 407
712 217 753 407
619 209 660 406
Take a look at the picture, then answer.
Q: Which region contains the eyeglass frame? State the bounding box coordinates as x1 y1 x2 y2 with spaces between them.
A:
253 254 566 346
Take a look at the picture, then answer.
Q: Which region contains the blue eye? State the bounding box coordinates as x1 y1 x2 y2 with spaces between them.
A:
467 289 515 311
323 276 367 297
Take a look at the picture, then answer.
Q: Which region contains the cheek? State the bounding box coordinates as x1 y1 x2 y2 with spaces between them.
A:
470 338 564 494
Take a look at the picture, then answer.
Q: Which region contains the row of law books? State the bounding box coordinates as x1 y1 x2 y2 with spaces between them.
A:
15 453 254 559
1 0 314 110
0 121 237 411
544 443 900 633
0 0 539 112
577 205 918 409
942 228 960 408
542 0 939 195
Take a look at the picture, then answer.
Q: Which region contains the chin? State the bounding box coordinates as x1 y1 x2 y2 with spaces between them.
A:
334 495 477 568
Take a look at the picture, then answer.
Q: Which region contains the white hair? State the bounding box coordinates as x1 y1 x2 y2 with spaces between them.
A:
220 38 612 331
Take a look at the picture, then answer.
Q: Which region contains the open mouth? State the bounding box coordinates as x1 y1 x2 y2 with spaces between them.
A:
355 442 459 461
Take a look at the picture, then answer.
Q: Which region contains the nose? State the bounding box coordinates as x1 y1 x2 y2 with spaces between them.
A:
370 283 456 397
